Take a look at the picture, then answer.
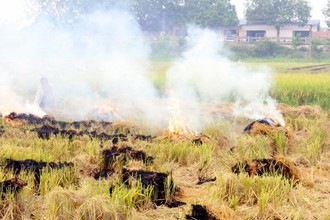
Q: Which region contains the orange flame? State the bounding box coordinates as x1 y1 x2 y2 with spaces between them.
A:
167 95 191 135
168 117 188 134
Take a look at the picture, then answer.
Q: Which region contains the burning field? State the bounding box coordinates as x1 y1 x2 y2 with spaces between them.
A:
0 101 329 219
0 1 329 219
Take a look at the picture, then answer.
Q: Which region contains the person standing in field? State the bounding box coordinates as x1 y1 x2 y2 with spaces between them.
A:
34 77 55 112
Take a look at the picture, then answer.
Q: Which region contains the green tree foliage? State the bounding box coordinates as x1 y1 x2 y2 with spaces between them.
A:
130 0 238 31
37 0 121 24
129 0 182 31
245 0 311 39
323 0 330 27
35 0 239 30
181 0 238 28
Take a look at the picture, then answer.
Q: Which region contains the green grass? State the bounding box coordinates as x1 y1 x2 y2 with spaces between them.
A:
147 60 330 110
245 61 330 109
272 72 330 109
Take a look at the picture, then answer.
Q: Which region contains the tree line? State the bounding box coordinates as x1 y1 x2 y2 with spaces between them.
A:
37 0 330 30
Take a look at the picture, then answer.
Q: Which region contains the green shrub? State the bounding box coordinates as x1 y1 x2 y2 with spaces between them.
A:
227 40 293 58
252 40 283 57
292 35 304 49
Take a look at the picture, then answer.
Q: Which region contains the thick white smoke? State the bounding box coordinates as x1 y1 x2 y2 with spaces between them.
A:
166 27 284 130
0 1 284 130
0 1 166 123
0 0 39 29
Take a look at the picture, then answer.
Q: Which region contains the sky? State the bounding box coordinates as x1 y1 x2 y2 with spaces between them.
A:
231 0 328 22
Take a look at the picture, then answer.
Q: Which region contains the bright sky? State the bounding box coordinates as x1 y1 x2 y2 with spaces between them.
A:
231 0 328 21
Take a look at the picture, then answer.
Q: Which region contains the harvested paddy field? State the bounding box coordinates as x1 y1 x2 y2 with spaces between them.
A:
0 101 329 219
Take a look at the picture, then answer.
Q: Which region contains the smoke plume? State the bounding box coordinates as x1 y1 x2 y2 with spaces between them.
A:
165 27 284 130
0 1 284 130
0 1 165 123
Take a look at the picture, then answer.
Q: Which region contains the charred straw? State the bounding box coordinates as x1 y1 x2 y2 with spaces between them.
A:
4 112 112 128
0 126 4 136
133 134 155 141
93 168 114 180
0 177 27 198
102 146 154 168
121 168 179 206
186 204 217 220
3 158 74 172
231 157 301 182
2 158 74 189
196 177 217 185
94 146 154 180
31 124 127 141
5 112 154 144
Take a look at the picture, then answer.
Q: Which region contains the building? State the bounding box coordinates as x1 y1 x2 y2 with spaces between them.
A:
313 29 330 38
224 19 321 44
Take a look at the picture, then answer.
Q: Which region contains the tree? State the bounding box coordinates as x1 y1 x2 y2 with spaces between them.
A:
245 0 311 40
323 0 330 27
181 0 238 28
129 0 183 31
130 0 238 31
35 0 239 31
37 0 120 24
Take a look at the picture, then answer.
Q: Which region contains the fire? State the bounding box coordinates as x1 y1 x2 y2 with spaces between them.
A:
168 117 188 135
167 95 191 135
0 98 46 119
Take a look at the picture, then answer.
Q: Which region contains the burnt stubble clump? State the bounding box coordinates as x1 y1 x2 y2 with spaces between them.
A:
3 158 74 189
0 177 27 198
121 168 184 207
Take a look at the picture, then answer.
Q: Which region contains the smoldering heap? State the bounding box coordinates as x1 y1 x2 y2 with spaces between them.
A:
157 130 211 145
231 156 301 182
2 158 74 189
244 117 292 138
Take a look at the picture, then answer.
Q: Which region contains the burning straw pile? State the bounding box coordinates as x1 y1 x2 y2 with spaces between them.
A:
156 116 211 145
231 155 302 182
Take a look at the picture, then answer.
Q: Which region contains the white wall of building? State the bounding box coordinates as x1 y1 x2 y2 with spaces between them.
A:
239 24 319 38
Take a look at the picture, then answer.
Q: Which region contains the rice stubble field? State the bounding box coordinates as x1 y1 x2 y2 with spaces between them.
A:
0 61 329 219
